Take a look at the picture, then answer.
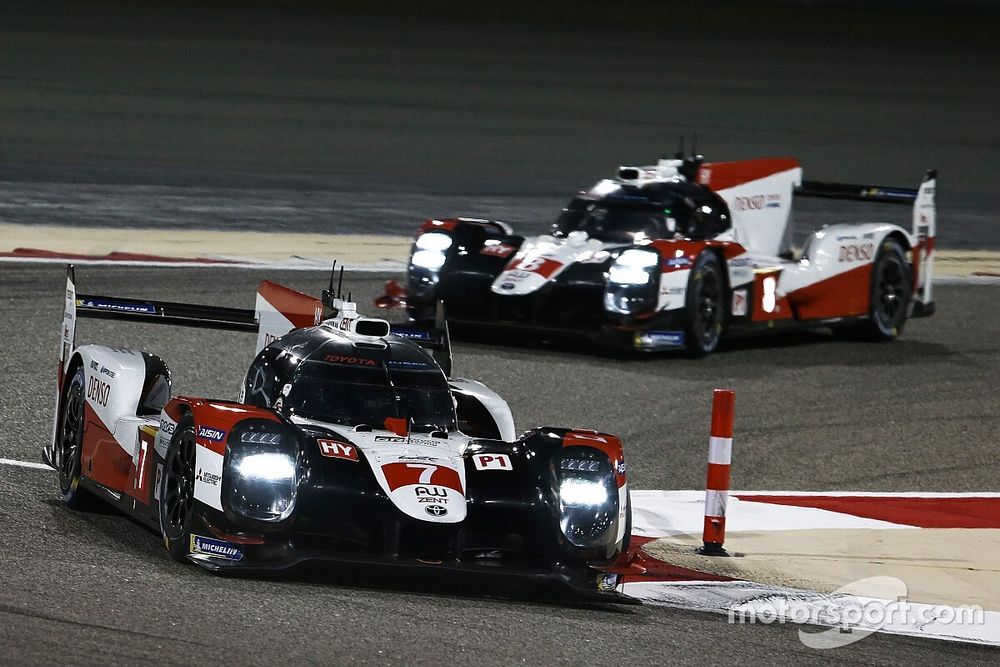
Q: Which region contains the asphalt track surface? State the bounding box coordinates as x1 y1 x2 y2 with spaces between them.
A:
2 266 999 665
2 1 1000 664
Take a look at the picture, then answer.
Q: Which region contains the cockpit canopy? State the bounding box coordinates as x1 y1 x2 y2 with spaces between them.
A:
551 181 731 243
243 326 456 432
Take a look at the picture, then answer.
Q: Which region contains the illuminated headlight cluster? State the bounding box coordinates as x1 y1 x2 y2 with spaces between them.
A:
224 421 299 522
555 449 617 548
604 248 660 315
411 232 453 271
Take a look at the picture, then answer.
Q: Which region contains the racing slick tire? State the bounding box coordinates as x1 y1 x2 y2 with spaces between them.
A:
847 237 912 341
683 252 726 357
158 415 198 563
57 368 100 510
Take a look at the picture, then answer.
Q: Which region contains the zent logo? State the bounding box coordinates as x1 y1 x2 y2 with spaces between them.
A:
197 426 226 442
473 454 513 471
317 439 358 462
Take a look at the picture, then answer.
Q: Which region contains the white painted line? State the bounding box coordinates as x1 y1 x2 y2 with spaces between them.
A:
0 457 53 471
0 256 407 272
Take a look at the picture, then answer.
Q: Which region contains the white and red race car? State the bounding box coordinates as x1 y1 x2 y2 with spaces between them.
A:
385 155 936 355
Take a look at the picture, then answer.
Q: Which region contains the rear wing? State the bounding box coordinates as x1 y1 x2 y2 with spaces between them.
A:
57 265 452 377
797 169 937 307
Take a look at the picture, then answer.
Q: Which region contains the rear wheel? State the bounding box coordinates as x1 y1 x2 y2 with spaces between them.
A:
57 368 99 510
159 415 197 563
847 238 912 341
684 252 726 357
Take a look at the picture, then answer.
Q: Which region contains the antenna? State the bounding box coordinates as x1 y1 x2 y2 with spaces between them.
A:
322 260 339 313
347 291 352 303
336 266 345 299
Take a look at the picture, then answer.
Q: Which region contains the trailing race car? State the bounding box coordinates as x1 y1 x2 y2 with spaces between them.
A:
44 267 631 600
380 155 937 355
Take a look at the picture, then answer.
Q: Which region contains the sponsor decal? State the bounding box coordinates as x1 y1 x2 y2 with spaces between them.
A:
664 257 692 269
317 439 358 461
473 454 513 471
385 359 433 369
197 426 226 442
159 418 176 435
382 462 463 493
577 250 610 264
397 455 439 462
597 573 619 592
415 485 450 503
506 256 563 278
480 242 516 258
424 504 447 517
78 298 157 314
323 354 377 367
153 464 163 501
86 376 110 407
390 328 432 341
838 243 874 263
734 194 782 211
616 461 627 475
406 437 443 447
190 534 243 561
195 467 222 486
732 289 748 317
637 331 686 348
90 360 99 370
500 282 515 290
375 435 407 443
100 366 116 379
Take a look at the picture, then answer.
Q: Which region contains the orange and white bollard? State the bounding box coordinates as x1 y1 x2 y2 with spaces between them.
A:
699 389 734 556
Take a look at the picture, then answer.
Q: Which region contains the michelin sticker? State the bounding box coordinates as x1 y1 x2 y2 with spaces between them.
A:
190 535 243 561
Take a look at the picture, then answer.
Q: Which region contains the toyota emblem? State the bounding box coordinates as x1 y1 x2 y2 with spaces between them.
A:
425 504 447 517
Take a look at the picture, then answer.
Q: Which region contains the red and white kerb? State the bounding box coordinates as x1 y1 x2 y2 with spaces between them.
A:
702 389 735 554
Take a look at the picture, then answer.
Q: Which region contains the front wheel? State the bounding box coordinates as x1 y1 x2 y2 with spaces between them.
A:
684 252 726 357
158 415 198 563
57 368 99 510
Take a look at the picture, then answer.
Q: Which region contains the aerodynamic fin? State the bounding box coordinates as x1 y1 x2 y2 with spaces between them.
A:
254 281 323 353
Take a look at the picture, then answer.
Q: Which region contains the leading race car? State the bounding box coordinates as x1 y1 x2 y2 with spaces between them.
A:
381 155 937 356
44 267 631 600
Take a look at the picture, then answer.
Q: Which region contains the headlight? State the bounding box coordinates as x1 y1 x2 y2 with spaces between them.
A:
412 249 447 270
224 421 299 522
559 477 609 506
415 232 453 251
555 448 618 548
604 248 660 314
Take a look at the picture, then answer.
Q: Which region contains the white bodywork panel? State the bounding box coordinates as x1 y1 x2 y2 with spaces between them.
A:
76 345 154 458
449 378 517 441
491 233 614 296
714 167 803 257
292 416 472 524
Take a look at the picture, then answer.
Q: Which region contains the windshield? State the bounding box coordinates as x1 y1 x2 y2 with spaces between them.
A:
552 199 668 243
285 359 456 431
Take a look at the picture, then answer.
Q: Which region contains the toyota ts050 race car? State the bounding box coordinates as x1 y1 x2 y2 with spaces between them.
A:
381 155 936 356
44 267 631 599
